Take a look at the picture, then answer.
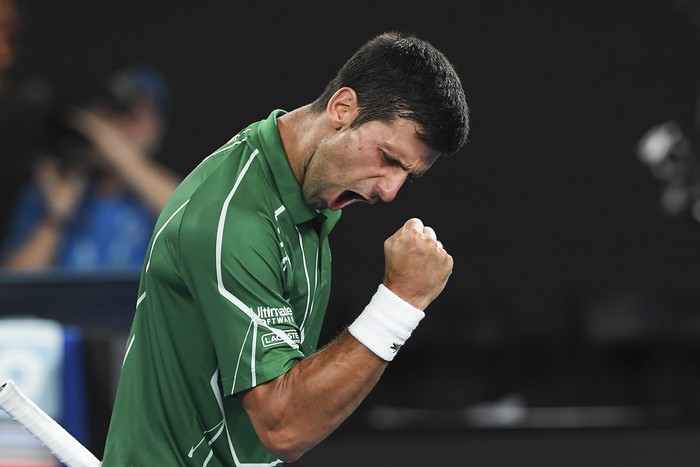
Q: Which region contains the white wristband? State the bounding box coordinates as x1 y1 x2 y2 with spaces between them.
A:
348 284 425 361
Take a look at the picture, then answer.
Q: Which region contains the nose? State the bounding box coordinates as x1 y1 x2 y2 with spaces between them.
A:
377 170 407 203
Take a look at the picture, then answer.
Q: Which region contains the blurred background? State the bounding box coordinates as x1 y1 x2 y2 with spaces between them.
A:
3 0 700 465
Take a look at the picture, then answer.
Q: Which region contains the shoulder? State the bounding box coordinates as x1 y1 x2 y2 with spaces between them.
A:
177 153 281 254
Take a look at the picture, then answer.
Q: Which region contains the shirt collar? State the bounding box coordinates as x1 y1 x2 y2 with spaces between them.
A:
255 109 341 231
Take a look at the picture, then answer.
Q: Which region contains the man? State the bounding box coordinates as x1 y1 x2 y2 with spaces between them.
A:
102 31 469 465
1 66 180 270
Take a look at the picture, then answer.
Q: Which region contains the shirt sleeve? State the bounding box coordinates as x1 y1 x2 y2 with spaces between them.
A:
179 197 305 397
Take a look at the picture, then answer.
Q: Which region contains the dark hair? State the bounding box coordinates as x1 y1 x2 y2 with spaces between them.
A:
311 32 469 155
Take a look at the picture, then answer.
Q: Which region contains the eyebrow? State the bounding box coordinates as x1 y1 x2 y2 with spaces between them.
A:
384 151 411 171
383 146 425 180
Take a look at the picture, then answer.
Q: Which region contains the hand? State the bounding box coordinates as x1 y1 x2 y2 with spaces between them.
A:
382 218 453 310
34 158 87 227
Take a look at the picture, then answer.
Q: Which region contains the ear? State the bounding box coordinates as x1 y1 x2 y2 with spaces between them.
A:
325 87 359 130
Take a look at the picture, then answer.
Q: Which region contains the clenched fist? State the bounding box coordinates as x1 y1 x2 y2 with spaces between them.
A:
382 218 453 310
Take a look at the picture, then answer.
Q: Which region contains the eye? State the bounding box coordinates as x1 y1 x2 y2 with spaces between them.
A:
381 151 410 172
381 151 400 167
382 151 421 183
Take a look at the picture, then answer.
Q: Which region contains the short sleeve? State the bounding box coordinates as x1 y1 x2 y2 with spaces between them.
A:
180 199 304 397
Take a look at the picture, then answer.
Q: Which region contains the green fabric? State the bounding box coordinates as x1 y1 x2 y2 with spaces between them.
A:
102 110 341 466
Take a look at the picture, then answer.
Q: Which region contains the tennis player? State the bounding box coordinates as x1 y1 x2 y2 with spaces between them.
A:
101 31 469 466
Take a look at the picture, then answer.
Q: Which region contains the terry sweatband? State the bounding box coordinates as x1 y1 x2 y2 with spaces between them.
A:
348 284 425 361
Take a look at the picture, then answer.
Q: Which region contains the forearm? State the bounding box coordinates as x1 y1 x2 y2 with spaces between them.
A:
72 110 179 215
94 134 178 214
241 219 451 462
242 330 386 461
107 150 179 215
4 219 64 268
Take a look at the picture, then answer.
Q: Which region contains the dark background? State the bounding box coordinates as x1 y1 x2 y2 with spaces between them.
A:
5 0 700 464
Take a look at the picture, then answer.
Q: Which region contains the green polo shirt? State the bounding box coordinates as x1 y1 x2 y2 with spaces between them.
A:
102 110 341 466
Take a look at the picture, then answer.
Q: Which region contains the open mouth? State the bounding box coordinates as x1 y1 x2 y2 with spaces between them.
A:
329 191 369 210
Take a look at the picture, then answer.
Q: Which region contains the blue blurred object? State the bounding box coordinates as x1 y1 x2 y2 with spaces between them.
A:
0 318 90 463
61 325 89 449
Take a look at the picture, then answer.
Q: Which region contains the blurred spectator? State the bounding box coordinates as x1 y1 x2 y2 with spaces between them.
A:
0 65 180 271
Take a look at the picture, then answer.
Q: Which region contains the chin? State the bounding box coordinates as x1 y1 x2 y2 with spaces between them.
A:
305 197 326 210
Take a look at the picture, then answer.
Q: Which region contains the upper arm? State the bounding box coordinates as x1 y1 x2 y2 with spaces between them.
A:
239 373 286 429
238 365 305 462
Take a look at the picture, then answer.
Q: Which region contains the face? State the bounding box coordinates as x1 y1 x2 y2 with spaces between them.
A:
302 118 439 211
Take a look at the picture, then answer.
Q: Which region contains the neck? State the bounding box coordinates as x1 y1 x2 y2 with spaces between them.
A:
277 105 323 185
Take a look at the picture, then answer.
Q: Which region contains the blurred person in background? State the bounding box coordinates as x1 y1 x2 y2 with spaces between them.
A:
0 65 181 270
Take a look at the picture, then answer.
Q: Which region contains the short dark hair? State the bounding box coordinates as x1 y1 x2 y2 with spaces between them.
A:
311 32 469 156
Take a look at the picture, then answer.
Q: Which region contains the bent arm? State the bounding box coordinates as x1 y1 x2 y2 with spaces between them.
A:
3 160 86 269
240 330 386 462
71 109 180 215
241 218 452 462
